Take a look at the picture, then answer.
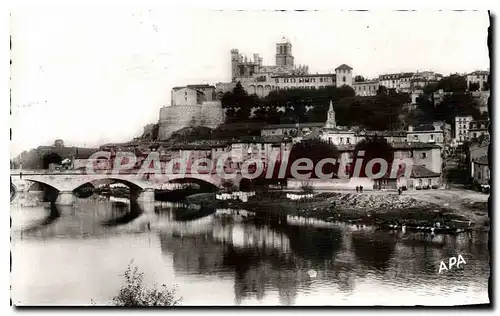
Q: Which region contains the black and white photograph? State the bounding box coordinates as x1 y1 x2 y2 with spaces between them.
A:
8 8 491 307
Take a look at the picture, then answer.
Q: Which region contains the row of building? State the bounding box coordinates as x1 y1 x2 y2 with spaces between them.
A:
89 101 458 190
155 38 490 141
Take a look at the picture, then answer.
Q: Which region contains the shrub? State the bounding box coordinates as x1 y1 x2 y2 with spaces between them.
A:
401 186 408 191
300 182 315 194
112 263 182 307
423 185 430 190
431 185 439 189
415 186 422 190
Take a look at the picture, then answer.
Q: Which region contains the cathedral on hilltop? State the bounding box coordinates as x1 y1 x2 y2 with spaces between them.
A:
216 37 353 97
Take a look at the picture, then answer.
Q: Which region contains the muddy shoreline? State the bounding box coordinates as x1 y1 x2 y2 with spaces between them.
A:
211 191 489 232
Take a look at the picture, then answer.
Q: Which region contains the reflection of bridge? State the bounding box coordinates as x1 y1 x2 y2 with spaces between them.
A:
10 169 242 206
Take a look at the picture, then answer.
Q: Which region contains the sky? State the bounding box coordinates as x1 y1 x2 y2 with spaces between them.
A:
9 9 490 157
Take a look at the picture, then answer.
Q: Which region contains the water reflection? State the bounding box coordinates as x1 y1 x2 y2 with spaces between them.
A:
101 201 143 226
20 203 60 234
10 196 490 306
351 231 396 272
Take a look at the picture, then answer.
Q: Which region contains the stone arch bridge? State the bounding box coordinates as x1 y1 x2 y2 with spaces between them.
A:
10 170 242 205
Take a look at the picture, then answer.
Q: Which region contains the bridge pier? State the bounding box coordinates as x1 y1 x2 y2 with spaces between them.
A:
133 188 155 214
55 191 75 206
136 188 155 203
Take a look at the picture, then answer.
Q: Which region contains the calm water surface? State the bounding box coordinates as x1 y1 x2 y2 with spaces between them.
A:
11 192 490 306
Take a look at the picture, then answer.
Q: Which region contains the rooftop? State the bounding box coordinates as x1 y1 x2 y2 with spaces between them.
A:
335 64 353 70
262 122 325 129
391 142 442 150
474 155 489 165
352 80 379 85
172 84 216 90
468 70 489 76
271 73 335 78
410 165 441 178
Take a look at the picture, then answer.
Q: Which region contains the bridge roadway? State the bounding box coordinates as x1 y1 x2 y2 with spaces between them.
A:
10 169 242 206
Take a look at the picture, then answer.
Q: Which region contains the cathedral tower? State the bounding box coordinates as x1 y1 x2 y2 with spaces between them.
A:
275 37 294 69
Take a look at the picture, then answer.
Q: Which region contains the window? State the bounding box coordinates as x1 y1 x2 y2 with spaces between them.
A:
346 137 351 144
421 152 427 159
430 134 434 140
328 137 332 144
343 76 346 82
340 137 344 143
320 78 323 83
275 79 279 84
413 135 418 141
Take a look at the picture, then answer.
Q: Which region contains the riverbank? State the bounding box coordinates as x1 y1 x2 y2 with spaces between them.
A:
216 190 489 231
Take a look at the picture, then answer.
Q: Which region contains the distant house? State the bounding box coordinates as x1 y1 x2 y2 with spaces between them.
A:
468 120 490 141
466 70 489 91
472 156 490 185
407 123 445 147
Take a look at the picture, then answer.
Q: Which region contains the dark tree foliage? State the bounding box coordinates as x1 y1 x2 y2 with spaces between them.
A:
220 81 255 123
167 126 212 143
42 152 62 169
468 82 480 92
437 74 467 93
334 92 408 130
482 80 490 91
352 136 394 177
287 138 339 178
150 124 159 141
220 84 356 125
423 82 439 95
354 75 365 82
434 93 481 124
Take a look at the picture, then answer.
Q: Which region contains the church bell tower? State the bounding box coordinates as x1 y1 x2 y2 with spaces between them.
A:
325 100 337 129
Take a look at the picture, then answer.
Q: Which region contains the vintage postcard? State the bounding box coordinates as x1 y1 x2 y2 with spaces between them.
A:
9 9 491 306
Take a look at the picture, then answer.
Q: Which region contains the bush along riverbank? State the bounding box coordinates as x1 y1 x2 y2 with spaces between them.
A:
234 191 487 233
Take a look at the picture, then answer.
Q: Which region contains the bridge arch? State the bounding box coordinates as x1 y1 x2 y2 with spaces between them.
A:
166 177 219 192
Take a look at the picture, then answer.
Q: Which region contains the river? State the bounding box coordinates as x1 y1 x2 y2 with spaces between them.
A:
11 192 490 306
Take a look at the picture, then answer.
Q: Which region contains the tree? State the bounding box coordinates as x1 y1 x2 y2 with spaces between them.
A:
287 139 339 178
423 82 439 95
42 152 62 169
434 92 481 124
150 124 159 141
352 136 394 178
354 75 365 82
54 139 65 148
376 85 387 96
482 80 490 91
469 82 479 92
437 74 467 93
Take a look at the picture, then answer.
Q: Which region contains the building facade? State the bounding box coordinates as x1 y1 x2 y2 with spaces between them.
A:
352 80 380 96
407 124 445 147
158 86 224 140
466 70 490 91
468 119 490 141
219 38 353 98
454 115 473 145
